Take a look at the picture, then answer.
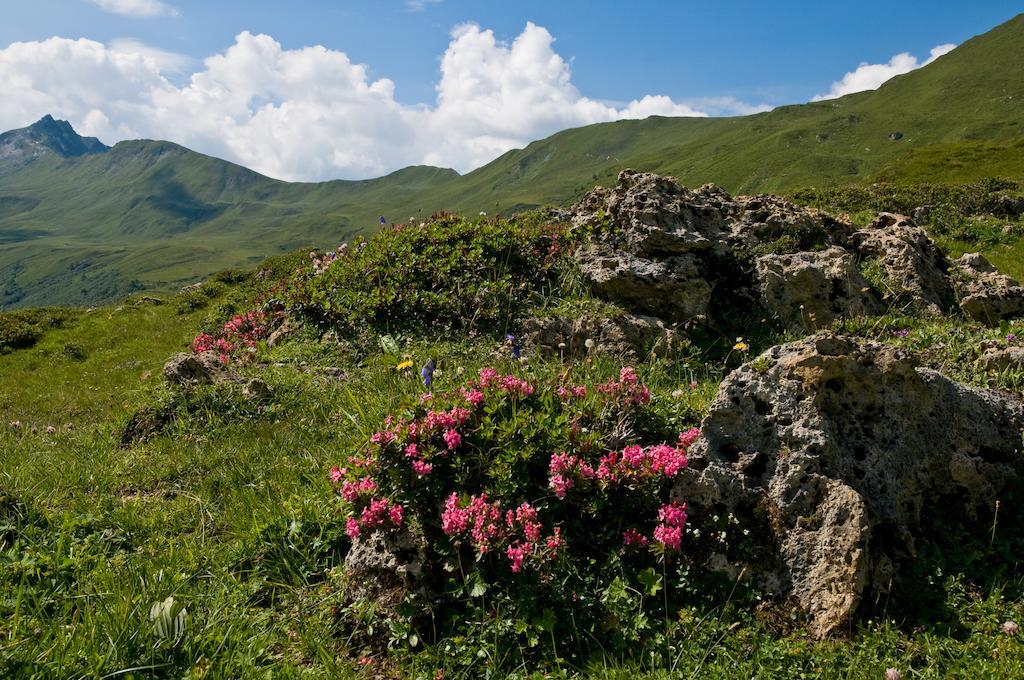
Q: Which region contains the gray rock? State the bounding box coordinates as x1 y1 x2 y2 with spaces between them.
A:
851 213 953 314
754 248 883 330
675 333 1024 637
979 345 1024 372
953 252 1024 324
242 378 274 401
162 351 236 385
344 529 427 604
575 245 712 322
522 312 679 358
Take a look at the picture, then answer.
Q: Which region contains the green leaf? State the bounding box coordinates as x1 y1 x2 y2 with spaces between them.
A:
637 567 663 597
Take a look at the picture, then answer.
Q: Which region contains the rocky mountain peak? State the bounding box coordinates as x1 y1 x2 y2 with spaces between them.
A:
0 115 109 174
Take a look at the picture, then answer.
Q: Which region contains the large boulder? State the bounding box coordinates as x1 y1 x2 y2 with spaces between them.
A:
754 248 883 330
675 333 1024 637
952 252 1024 324
851 213 953 313
575 245 712 322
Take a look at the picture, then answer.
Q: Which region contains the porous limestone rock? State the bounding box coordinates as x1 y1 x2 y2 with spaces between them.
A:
754 248 883 330
953 252 1024 324
344 529 426 604
675 333 1024 637
851 213 953 313
521 312 679 357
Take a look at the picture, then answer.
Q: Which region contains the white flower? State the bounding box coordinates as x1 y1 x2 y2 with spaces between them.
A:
584 338 595 349
1002 620 1019 635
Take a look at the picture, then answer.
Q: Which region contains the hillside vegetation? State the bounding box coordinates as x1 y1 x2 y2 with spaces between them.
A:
4 197 1024 676
1 14 1023 309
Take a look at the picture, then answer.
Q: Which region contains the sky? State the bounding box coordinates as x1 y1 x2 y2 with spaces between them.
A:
0 1 1020 182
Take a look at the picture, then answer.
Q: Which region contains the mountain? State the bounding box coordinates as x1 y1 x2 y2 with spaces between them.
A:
0 114 108 176
1 13 1022 309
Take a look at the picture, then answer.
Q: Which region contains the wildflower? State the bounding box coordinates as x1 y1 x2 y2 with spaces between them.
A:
1007 334 1017 343
892 329 910 338
506 334 522 359
672 389 685 399
689 380 699 390
421 358 436 388
412 460 433 476
653 524 683 551
329 466 345 483
507 543 528 572
623 528 648 547
346 517 361 538
885 669 901 680
584 338 595 349
443 429 462 450
733 337 749 351
396 360 414 371
1002 620 1019 635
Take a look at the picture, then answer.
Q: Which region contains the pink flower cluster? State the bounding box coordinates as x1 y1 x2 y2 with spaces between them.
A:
622 528 649 548
556 385 587 400
308 245 350 275
548 452 596 498
191 308 280 363
477 368 534 397
652 502 688 551
595 367 651 404
594 440 690 484
442 494 561 571
330 474 405 539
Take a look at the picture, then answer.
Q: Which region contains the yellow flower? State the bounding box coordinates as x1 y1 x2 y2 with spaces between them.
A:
396 360 414 370
733 342 749 351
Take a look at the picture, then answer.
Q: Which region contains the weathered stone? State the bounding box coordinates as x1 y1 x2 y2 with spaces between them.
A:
754 248 883 330
979 345 1024 372
344 529 427 604
242 378 273 401
675 333 1024 637
851 213 953 313
521 312 679 358
575 245 712 322
162 351 236 385
953 252 1024 324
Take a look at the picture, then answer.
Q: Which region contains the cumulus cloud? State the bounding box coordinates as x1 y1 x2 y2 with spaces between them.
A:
812 43 956 101
87 0 179 19
0 23 705 181
693 96 773 117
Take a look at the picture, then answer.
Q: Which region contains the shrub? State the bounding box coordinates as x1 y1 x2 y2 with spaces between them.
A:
328 366 715 666
295 212 571 337
0 316 41 352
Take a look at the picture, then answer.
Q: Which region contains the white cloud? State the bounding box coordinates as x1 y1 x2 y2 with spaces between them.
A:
109 38 191 72
406 0 442 11
813 43 956 101
0 23 705 181
87 0 179 19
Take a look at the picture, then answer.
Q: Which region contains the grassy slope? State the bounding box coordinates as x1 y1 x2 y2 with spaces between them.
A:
2 281 1024 677
1 14 1022 310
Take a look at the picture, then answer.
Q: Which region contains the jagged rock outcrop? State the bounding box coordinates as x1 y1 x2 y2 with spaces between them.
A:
163 351 236 385
851 213 953 313
674 333 1024 637
521 311 679 357
754 248 883 330
952 253 1024 324
979 345 1024 372
570 171 1024 334
344 529 427 604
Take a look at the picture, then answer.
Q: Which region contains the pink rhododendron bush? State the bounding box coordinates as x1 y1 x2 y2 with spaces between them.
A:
328 365 731 661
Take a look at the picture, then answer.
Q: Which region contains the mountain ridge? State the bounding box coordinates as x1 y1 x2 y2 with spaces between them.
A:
1 13 1022 309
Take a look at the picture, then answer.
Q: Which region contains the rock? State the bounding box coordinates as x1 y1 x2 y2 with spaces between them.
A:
575 245 712 322
675 333 1024 637
952 253 1024 324
522 312 679 357
266 318 296 347
162 351 236 385
992 195 1024 218
887 131 903 141
754 248 883 330
344 529 427 604
242 378 273 401
979 345 1024 372
179 282 204 294
851 213 953 313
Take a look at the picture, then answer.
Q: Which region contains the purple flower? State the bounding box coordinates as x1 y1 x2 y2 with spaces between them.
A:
421 358 435 388
892 329 910 338
1007 334 1017 343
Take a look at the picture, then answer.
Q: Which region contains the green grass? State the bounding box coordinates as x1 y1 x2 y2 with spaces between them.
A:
2 14 1024 309
3 276 1024 677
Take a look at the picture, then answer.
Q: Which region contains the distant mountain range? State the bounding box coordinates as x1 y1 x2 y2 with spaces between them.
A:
1 13 1022 309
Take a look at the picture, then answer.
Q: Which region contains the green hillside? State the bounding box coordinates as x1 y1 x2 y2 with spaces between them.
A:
1 13 1022 309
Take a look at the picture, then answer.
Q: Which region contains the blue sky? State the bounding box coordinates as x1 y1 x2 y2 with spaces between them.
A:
0 1 1020 180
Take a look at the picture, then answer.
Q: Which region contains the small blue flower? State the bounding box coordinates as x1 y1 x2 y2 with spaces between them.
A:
421 358 436 388
505 334 521 359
